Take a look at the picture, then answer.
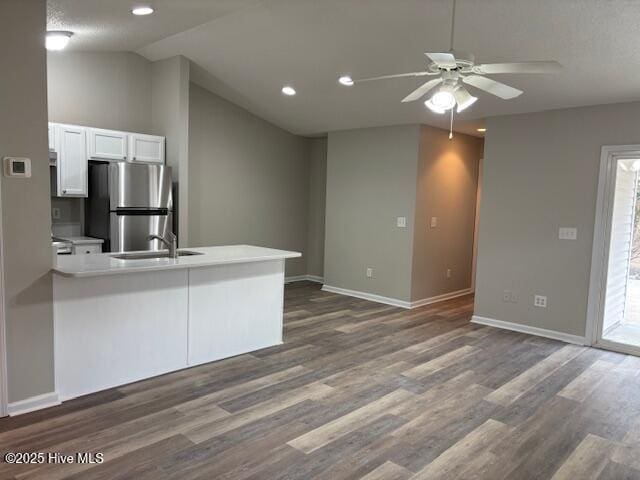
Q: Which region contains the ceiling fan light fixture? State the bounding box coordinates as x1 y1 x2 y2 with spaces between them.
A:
424 99 446 114
430 90 456 110
338 75 354 86
456 94 477 112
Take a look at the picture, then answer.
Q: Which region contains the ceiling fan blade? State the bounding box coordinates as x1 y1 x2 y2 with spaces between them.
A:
401 78 443 103
355 71 436 83
463 75 523 99
425 52 457 69
475 61 562 74
453 87 477 112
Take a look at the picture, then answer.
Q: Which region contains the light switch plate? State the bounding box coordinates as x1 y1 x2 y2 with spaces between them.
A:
430 217 438 228
397 217 407 228
559 227 577 240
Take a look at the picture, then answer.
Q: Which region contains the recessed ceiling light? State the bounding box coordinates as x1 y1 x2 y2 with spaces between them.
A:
132 6 154 15
46 31 73 51
338 75 354 86
281 86 296 96
477 128 487 132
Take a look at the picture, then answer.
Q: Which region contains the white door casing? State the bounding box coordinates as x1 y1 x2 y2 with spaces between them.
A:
586 145 640 354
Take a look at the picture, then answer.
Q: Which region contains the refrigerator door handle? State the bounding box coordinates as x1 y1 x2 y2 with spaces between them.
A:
113 208 169 216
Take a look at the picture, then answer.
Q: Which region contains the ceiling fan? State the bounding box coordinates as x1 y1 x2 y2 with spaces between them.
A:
338 0 562 115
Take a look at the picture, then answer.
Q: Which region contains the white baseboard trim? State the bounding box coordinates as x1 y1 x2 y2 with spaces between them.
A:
321 285 412 308
285 275 324 284
322 285 474 310
7 392 60 416
410 288 473 308
471 315 587 346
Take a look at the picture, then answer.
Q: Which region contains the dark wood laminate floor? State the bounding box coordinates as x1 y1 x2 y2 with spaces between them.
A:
1 281 640 479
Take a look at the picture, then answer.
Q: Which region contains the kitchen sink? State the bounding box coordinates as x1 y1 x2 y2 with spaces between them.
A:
111 250 204 260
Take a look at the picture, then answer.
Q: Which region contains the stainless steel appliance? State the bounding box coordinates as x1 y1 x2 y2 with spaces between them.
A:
86 162 173 252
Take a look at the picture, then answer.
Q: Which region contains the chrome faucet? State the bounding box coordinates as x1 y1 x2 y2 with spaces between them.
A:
148 232 178 259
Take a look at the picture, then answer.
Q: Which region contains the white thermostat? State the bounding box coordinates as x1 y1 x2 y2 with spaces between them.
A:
3 157 31 178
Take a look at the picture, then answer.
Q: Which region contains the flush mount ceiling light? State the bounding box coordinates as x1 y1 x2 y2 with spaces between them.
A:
281 86 296 96
477 127 487 132
46 31 73 51
132 6 154 15
338 75 354 86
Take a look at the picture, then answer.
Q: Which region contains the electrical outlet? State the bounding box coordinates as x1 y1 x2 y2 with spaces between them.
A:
366 268 373 278
559 227 578 240
52 207 61 220
446 268 452 278
430 217 438 228
396 217 407 228
503 290 512 302
534 295 548 308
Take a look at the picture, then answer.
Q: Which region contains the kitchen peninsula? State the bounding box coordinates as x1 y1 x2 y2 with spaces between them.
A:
52 245 300 400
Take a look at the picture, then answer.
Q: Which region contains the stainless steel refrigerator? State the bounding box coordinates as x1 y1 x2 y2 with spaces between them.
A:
86 162 173 252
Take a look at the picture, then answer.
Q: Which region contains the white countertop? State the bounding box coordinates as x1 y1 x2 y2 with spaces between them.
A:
58 236 104 245
53 245 301 278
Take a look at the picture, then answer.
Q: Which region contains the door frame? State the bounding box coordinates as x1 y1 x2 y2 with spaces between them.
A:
0 180 8 416
586 144 640 355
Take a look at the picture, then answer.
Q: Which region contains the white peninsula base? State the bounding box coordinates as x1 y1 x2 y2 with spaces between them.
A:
53 246 300 400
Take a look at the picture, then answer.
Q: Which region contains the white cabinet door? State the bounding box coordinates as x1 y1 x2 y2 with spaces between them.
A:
128 133 165 164
48 123 57 152
57 125 88 197
87 128 128 161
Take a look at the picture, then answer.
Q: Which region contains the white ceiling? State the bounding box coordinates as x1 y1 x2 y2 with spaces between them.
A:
48 0 640 137
47 0 264 51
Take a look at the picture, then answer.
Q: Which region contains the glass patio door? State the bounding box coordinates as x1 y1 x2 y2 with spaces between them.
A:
598 156 640 350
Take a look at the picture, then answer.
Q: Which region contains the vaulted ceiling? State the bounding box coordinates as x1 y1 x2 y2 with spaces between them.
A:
48 0 640 137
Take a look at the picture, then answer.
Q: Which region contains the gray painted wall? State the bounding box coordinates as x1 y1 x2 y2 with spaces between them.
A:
475 102 640 337
307 138 327 278
47 52 153 133
411 125 483 301
152 57 190 246
188 83 311 276
325 125 421 302
0 0 54 403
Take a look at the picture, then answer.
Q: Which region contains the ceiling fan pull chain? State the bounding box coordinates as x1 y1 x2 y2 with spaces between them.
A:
449 108 454 140
449 0 457 52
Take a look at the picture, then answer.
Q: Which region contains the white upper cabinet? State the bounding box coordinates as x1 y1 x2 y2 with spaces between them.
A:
48 122 164 197
128 133 165 164
56 124 88 197
88 128 129 161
